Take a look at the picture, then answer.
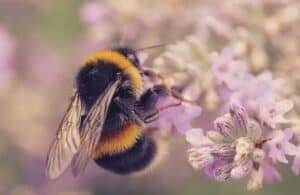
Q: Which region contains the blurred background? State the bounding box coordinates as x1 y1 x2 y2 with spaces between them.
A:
0 0 299 194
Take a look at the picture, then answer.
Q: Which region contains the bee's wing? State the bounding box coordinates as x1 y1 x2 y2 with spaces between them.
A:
71 78 121 177
46 91 85 179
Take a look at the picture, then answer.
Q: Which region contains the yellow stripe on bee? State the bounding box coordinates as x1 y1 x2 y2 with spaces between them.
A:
82 50 143 96
92 123 142 158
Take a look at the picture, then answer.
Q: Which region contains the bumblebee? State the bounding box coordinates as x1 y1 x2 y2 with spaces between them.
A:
46 47 169 179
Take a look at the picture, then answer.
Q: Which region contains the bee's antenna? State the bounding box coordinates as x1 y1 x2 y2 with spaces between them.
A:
135 42 174 52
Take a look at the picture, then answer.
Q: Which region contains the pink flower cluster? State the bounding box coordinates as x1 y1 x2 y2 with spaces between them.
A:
181 47 299 190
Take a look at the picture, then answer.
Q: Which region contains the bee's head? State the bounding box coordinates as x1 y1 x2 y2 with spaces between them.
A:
114 47 140 69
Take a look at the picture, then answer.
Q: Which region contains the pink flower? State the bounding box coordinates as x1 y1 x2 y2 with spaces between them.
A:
211 46 249 90
267 128 297 163
186 129 215 170
291 145 300 175
152 96 202 133
228 72 280 103
187 102 262 181
186 128 213 147
257 96 294 129
190 45 297 190
223 71 290 129
263 163 282 184
186 100 297 189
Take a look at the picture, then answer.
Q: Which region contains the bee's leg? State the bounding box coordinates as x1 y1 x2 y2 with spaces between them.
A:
135 84 168 123
113 96 144 125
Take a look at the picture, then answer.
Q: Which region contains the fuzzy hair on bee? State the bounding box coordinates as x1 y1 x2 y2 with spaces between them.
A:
45 46 169 179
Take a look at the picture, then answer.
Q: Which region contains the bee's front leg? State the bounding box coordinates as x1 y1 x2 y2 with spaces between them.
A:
135 84 168 123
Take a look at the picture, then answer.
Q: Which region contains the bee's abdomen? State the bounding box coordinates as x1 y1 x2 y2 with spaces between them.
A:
92 123 141 158
94 135 157 175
